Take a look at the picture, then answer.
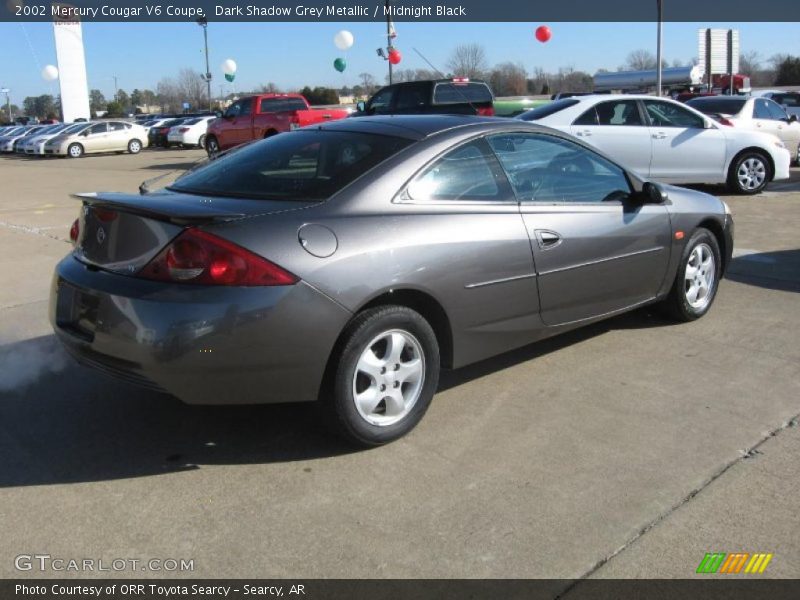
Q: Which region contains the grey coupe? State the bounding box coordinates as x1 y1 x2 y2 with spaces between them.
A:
51 115 733 445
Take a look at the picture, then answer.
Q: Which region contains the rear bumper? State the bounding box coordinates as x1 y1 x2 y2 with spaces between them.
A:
50 256 352 404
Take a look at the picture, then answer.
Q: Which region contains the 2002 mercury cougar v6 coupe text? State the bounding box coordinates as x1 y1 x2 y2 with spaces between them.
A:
50 116 733 445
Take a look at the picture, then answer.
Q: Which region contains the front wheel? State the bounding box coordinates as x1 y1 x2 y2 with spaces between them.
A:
727 152 770 195
128 139 142 154
661 228 722 322
323 306 440 447
205 136 220 158
67 143 83 158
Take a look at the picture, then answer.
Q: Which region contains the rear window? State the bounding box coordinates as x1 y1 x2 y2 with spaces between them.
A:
260 98 308 112
517 99 581 121
686 98 747 115
433 82 493 105
183 118 202 125
169 130 412 201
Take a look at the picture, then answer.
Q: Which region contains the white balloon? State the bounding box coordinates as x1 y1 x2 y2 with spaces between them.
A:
333 30 354 51
41 65 59 81
221 59 237 75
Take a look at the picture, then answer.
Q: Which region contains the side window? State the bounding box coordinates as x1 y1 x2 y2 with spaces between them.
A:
596 100 643 126
109 122 126 131
225 102 241 118
488 133 631 203
406 139 507 202
765 100 788 121
367 88 394 114
260 98 285 113
752 99 772 120
394 84 428 110
88 123 107 135
644 100 704 128
239 98 253 116
573 106 598 126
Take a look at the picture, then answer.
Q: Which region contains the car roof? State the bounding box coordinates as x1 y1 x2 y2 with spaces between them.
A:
313 114 509 140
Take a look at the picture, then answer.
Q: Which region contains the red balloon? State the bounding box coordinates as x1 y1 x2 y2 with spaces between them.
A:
388 48 402 65
535 25 552 43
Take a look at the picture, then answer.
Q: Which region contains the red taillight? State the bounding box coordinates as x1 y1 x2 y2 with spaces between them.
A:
477 106 495 116
138 229 298 287
93 207 118 223
179 127 190 133
452 77 470 83
718 117 734 127
69 218 80 244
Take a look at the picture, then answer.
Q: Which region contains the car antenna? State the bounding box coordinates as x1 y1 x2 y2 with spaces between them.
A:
412 47 481 116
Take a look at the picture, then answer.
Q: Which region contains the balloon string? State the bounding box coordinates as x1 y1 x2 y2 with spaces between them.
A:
20 23 43 72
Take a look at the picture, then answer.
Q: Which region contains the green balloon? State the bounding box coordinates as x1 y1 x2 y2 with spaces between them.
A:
225 73 235 82
333 58 347 73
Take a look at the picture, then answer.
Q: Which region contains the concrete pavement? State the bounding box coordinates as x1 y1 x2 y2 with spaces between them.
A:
0 150 798 582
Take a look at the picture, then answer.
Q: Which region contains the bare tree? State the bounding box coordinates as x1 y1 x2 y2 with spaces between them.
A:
390 68 438 83
176 68 207 110
488 62 528 96
156 77 181 113
739 50 762 74
446 43 488 79
626 49 658 70
359 72 378 94
258 82 281 93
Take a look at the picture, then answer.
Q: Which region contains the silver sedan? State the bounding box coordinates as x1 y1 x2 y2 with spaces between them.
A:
51 116 733 445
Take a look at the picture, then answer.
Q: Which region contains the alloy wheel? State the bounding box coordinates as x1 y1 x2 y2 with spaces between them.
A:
684 243 716 310
351 329 425 427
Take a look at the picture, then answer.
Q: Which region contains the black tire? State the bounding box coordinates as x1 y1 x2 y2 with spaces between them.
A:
205 136 220 158
322 305 440 447
198 134 206 150
661 228 722 322
727 151 771 195
67 143 83 158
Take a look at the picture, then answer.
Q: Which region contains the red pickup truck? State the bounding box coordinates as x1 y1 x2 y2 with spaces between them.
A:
205 94 350 156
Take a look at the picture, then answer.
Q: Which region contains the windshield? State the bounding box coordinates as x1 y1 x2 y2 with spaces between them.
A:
517 99 581 121
772 93 799 107
170 130 412 201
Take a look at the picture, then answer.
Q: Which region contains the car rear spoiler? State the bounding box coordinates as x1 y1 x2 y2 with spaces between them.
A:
72 192 245 225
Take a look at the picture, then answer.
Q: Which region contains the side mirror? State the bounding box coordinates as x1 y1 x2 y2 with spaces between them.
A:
356 101 366 113
641 181 669 204
788 114 797 123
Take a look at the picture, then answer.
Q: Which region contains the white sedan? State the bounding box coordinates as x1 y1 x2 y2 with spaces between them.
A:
686 95 800 165
167 116 215 149
517 95 791 195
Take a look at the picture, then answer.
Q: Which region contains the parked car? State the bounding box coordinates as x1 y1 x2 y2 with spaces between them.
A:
205 93 350 156
148 118 187 148
167 116 216 148
52 115 733 446
44 121 148 158
20 123 87 156
517 95 791 194
0 125 45 153
354 78 495 118
686 95 800 165
16 124 68 154
752 91 800 119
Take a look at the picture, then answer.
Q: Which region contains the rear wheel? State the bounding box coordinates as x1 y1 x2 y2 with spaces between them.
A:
67 143 83 158
198 134 206 150
661 228 722 322
727 151 770 195
323 306 440 447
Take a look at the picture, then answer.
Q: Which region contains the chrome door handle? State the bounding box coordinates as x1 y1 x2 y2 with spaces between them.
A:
535 229 562 250
652 132 667 139
576 129 591 137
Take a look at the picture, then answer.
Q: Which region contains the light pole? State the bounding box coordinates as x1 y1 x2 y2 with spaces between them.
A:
386 0 393 85
0 88 11 123
656 0 663 96
197 17 212 111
